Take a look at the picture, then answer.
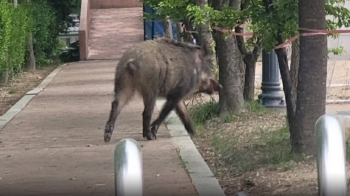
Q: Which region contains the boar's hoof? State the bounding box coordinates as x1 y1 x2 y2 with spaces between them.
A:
143 131 156 140
150 124 160 138
104 132 112 143
188 131 196 137
151 125 160 134
104 124 114 143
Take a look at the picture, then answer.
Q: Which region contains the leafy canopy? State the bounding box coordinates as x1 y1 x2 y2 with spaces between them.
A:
143 0 350 52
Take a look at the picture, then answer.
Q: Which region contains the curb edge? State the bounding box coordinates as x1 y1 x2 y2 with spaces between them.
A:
0 63 67 132
156 99 226 196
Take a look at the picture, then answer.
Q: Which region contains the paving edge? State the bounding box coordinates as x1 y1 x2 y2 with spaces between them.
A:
156 99 226 196
0 63 67 131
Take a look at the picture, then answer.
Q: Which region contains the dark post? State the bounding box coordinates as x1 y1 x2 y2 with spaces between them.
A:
258 50 285 108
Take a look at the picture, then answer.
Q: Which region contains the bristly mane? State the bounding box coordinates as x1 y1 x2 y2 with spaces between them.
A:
154 37 201 50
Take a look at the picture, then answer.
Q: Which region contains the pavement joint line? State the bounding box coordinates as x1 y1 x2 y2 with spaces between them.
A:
156 99 226 196
0 63 67 132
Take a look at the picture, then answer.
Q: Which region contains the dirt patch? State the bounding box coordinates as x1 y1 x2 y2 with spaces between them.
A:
0 65 58 116
186 94 350 196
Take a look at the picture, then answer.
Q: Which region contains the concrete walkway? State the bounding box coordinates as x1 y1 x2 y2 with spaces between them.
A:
0 60 197 196
0 7 200 196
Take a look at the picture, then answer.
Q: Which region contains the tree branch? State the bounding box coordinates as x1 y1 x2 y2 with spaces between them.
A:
235 26 248 55
252 44 261 59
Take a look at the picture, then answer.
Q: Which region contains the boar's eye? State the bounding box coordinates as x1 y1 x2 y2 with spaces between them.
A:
202 79 210 87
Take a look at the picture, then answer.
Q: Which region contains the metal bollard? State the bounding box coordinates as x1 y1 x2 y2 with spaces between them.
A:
114 138 143 196
258 50 285 108
315 114 347 196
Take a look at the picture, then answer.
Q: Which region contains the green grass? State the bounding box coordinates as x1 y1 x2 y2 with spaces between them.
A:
189 100 219 126
189 100 302 175
346 139 350 161
8 88 18 94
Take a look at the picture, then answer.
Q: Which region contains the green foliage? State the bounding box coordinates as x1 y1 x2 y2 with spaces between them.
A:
0 1 32 75
20 0 80 66
44 0 81 33
28 1 58 66
144 0 350 54
142 0 194 22
328 46 345 56
326 1 350 31
22 0 81 33
0 0 80 82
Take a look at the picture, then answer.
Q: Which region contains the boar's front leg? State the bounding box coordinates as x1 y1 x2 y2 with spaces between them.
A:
150 94 183 139
175 100 196 136
142 94 157 140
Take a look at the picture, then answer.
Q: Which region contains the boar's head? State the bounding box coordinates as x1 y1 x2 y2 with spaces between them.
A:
196 42 222 95
197 74 222 95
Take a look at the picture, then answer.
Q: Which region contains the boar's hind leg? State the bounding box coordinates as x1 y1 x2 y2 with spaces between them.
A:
142 94 157 141
104 87 134 143
175 100 195 136
150 94 183 139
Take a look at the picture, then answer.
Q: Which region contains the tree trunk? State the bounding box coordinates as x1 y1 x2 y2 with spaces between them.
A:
290 41 299 102
182 19 196 43
27 0 36 70
214 32 245 115
231 0 260 101
235 25 261 101
176 22 183 42
27 32 36 70
275 48 296 128
163 16 173 39
292 0 328 155
213 0 244 116
243 54 257 101
196 0 217 70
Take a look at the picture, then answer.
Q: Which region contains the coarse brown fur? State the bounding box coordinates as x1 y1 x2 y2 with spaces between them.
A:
104 37 221 142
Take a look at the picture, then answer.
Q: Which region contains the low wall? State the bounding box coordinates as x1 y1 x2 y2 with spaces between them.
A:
90 0 142 9
79 0 91 61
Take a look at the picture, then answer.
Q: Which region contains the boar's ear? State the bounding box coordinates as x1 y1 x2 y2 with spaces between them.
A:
200 42 210 57
210 78 223 91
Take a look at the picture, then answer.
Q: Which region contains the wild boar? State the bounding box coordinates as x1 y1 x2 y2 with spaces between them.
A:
104 37 222 143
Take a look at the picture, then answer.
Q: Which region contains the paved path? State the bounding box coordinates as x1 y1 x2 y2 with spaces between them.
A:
0 7 198 196
0 60 197 196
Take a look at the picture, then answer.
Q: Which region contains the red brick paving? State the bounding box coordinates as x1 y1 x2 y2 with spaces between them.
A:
0 6 197 196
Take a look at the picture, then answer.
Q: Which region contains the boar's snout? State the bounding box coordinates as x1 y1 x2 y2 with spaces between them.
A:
210 78 223 91
199 78 222 95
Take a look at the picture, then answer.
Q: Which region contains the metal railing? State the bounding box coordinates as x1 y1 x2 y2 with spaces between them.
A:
114 138 143 196
315 114 347 196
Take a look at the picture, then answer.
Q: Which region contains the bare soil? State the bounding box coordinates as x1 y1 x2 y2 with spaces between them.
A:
0 65 58 116
186 94 350 196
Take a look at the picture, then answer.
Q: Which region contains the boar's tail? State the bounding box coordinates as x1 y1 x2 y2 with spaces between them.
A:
125 58 140 77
